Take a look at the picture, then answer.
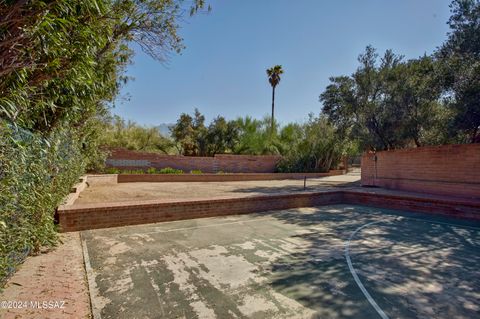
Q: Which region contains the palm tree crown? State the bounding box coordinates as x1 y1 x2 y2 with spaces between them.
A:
266 65 283 89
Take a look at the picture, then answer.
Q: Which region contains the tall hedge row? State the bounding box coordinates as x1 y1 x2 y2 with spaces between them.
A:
0 123 85 285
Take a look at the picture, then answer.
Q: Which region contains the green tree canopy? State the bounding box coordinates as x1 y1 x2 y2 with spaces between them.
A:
320 46 447 150
0 0 209 133
205 116 240 155
437 0 480 143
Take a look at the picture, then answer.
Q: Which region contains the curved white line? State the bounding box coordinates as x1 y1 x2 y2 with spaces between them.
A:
344 216 478 319
345 220 390 319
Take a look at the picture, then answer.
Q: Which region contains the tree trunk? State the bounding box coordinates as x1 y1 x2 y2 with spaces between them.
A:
271 86 275 133
414 137 421 147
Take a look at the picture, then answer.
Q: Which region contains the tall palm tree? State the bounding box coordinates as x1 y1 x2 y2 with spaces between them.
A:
266 65 284 132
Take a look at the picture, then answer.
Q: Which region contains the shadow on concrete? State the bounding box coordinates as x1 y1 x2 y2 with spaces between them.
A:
81 204 479 319
264 205 480 319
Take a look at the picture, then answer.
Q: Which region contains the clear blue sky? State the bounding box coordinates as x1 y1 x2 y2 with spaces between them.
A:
113 0 452 126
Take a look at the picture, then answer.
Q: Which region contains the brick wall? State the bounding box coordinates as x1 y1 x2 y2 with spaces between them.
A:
343 189 480 220
361 144 480 199
116 171 344 183
106 148 281 173
57 189 480 232
58 192 343 231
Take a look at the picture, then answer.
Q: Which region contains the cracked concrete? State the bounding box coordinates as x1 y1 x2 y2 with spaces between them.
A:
82 204 480 319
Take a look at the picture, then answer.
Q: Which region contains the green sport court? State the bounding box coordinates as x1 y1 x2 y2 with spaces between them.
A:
81 204 480 319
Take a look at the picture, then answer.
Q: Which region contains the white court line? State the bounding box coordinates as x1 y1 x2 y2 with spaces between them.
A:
345 220 390 319
344 215 479 319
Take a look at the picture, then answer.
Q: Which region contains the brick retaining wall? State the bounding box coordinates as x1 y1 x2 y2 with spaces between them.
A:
361 144 480 199
343 189 480 220
106 148 281 173
58 192 343 231
57 189 480 232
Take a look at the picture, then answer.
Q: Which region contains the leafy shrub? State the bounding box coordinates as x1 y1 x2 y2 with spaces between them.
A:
105 167 120 174
157 167 183 174
190 169 202 174
276 116 346 173
99 116 176 154
146 167 157 174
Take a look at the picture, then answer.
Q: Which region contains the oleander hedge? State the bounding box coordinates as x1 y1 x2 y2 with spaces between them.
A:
0 123 84 286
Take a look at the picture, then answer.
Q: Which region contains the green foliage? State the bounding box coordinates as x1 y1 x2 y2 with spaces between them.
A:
170 111 349 159
1 0 210 132
170 108 207 156
320 1 480 148
190 170 203 174
0 123 84 285
157 167 184 174
146 167 157 174
1 1 121 132
320 46 448 150
0 0 209 286
276 115 348 173
205 116 239 155
99 115 175 154
266 65 284 88
105 167 121 174
234 116 283 155
170 109 240 156
437 0 480 143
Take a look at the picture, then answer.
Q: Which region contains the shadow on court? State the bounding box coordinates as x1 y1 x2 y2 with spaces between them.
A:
81 205 479 319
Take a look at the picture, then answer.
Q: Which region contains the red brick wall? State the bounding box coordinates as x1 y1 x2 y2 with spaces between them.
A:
343 189 480 220
361 144 480 199
58 189 480 232
116 171 344 183
58 192 343 232
106 148 281 173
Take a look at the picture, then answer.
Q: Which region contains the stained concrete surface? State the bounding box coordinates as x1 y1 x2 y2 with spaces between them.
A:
82 204 480 319
74 171 360 205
